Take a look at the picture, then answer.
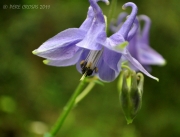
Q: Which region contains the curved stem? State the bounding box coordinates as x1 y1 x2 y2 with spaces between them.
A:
49 80 86 136
75 82 96 104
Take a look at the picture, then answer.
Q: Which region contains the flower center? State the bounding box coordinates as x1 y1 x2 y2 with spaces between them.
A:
80 49 103 77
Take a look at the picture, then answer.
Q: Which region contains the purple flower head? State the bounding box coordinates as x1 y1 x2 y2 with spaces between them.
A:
32 0 108 63
76 2 156 82
91 2 158 81
33 1 158 82
128 15 166 69
110 13 166 71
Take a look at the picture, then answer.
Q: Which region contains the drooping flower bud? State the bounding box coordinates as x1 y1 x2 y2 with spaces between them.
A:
118 69 144 124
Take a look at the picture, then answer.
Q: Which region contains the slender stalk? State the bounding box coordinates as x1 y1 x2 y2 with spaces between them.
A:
75 82 96 104
49 80 86 136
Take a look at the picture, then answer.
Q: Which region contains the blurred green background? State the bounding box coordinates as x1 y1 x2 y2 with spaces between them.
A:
0 0 180 137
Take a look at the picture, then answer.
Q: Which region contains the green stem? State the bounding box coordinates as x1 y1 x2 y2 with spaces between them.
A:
49 80 86 136
117 71 124 94
107 0 117 35
75 82 96 105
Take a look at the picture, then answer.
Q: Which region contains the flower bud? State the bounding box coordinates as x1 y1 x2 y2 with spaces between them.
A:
119 70 144 124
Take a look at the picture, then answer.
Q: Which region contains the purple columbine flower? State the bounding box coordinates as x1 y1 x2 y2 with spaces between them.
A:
32 0 109 77
33 0 158 82
110 13 166 71
32 0 109 64
32 5 95 63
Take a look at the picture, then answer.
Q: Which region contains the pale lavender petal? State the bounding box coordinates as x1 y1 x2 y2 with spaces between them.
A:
101 34 126 53
127 17 139 41
77 0 106 50
127 35 138 59
137 43 166 65
35 28 85 52
127 62 152 72
123 49 159 81
33 28 86 60
97 59 118 82
80 6 94 31
77 19 105 50
89 0 109 23
103 47 122 72
138 15 151 45
33 42 79 60
136 15 166 66
104 3 138 52
45 50 83 67
117 12 128 25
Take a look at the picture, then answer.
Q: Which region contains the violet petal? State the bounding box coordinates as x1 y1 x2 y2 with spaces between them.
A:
97 59 118 82
123 49 159 81
103 47 122 72
44 50 83 67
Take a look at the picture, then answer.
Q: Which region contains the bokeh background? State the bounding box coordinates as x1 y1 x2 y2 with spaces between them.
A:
0 0 180 137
